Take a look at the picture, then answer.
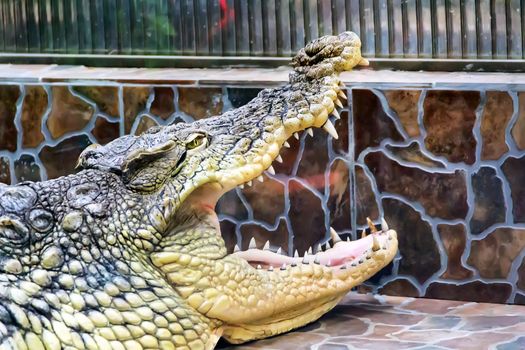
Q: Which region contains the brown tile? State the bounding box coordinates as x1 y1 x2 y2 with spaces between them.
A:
0 157 11 185
123 86 150 134
324 338 425 350
240 218 289 254
518 259 525 291
234 330 326 350
297 132 329 190
450 301 525 316
227 88 263 108
386 142 445 168
481 91 513 160
290 179 326 255
363 324 406 340
426 281 511 303
378 279 420 298
336 305 425 326
47 86 94 139
318 312 369 337
178 87 223 120
241 176 285 226
384 90 422 138
353 89 404 157
14 154 41 183
423 90 479 164
470 167 506 234
468 227 525 279
39 135 92 179
383 90 421 137
514 293 525 305
216 190 248 221
219 219 237 254
460 315 525 331
437 223 473 280
366 151 468 220
436 332 515 350
355 166 379 226
151 87 175 119
403 298 469 314
383 198 441 284
91 116 120 145
328 160 351 233
410 315 462 330
0 85 20 152
73 86 119 118
502 155 525 222
134 115 159 135
512 92 525 150
21 86 47 148
392 329 470 342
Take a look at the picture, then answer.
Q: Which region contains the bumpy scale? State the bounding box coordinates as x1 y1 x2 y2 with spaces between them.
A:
0 32 398 349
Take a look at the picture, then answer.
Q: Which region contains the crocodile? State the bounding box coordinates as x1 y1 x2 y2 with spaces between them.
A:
0 32 398 350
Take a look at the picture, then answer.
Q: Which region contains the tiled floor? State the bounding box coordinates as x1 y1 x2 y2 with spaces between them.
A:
219 293 525 350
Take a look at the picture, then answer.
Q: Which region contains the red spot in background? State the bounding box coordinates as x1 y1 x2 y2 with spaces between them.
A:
219 0 235 28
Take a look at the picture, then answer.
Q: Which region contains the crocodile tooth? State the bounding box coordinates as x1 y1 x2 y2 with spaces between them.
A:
325 241 331 250
284 141 291 148
239 184 244 189
339 81 347 88
294 250 299 258
294 132 300 140
307 247 313 255
323 120 338 139
267 165 275 175
361 229 367 239
268 266 274 271
381 217 389 232
372 234 380 251
249 237 257 250
276 247 283 255
263 241 270 251
302 252 309 264
257 265 262 270
326 260 332 267
366 217 378 233
234 244 241 253
275 155 283 163
247 180 252 187
340 265 346 270
306 128 314 137
280 264 287 270
314 255 320 264
316 244 322 253
338 90 347 100
330 227 342 244
346 236 350 242
335 99 343 108
257 175 264 182
291 262 297 267
332 108 340 119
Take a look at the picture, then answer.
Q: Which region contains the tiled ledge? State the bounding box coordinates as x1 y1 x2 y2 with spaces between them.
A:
1 64 525 89
219 292 525 350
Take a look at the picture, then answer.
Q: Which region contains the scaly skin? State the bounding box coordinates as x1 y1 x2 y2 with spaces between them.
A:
0 32 398 349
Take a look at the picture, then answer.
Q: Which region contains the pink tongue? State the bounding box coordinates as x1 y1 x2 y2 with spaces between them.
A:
234 235 373 267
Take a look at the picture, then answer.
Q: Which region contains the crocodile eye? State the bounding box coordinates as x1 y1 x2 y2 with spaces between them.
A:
186 134 207 151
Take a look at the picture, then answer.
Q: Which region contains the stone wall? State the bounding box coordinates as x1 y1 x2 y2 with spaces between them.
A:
1 74 524 304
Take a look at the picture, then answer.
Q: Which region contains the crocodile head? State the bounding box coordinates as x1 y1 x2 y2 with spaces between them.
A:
0 32 397 349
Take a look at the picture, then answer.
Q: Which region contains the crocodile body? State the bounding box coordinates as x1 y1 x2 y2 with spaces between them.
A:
0 32 398 349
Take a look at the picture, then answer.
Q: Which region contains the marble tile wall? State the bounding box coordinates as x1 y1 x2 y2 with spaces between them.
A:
0 82 524 304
